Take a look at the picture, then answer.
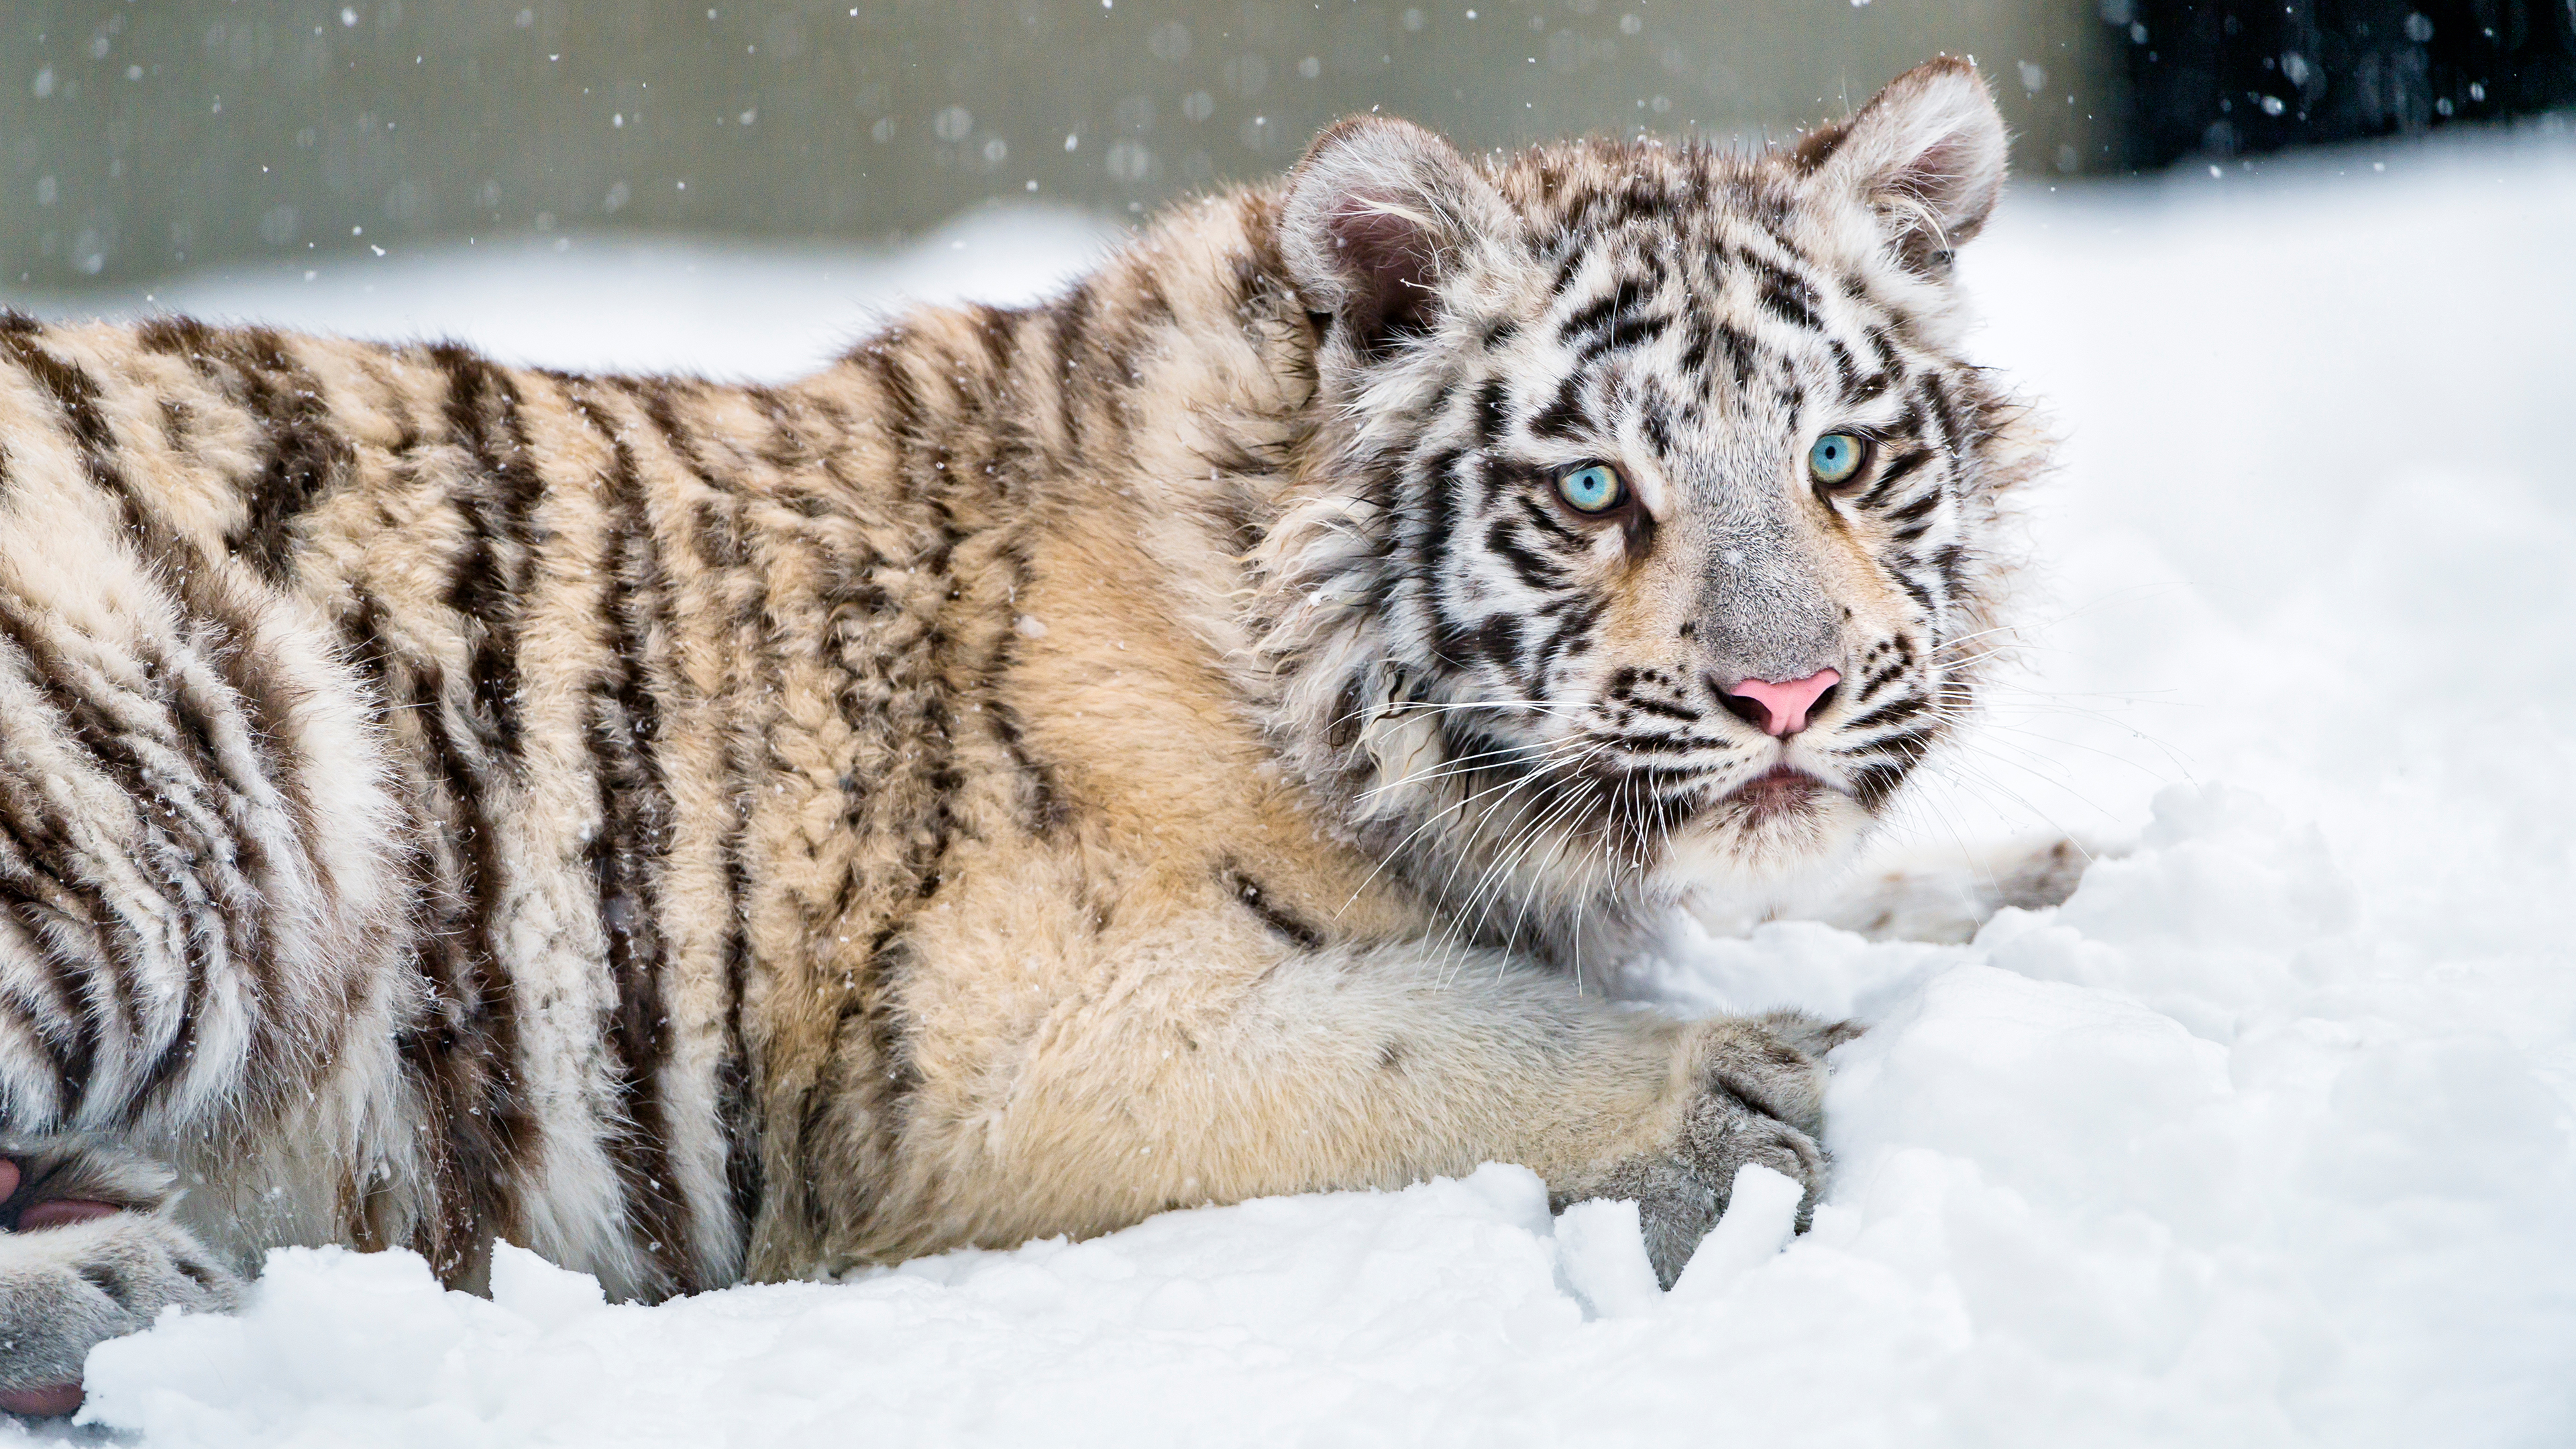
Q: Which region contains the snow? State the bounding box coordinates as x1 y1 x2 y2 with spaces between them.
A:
9 129 2576 1446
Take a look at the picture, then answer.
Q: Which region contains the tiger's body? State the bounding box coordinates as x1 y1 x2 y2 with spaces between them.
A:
0 60 2044 1411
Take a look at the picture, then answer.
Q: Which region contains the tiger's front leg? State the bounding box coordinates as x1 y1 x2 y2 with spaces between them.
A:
0 1136 245 1417
881 938 1849 1288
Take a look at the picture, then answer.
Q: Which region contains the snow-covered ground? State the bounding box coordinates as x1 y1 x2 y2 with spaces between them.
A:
9 127 2576 1446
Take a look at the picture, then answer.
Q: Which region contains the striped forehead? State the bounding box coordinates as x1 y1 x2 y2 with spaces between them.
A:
1484 217 1917 459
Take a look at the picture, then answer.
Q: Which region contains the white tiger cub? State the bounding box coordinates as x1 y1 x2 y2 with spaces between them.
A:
0 58 2043 1413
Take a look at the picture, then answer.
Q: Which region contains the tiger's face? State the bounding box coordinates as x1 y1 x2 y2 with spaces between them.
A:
1258 60 2036 941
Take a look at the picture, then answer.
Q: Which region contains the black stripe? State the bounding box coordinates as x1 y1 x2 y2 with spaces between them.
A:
1858 447 1933 510
1511 492 1583 549
1889 561 1937 613
716 847 761 1246
1549 248 1587 299
1915 374 1964 460
983 696 1066 836
1857 656 1907 700
133 314 214 362
864 339 928 479
398 650 535 1281
168 536 335 893
1532 595 1607 678
1613 692 1702 723
358 529 537 1283
1678 317 1713 378
0 782 116 1119
1713 323 1759 393
1572 311 1670 367
1847 729 1935 809
968 305 1024 438
1472 611 1525 674
1841 692 1926 734
0 327 154 543
570 397 695 1293
1639 392 1676 459
980 539 1067 837
1825 339 1863 401
851 929 925 1101
1483 515 1571 591
214 327 357 583
1415 447 1471 584
1470 380 1511 453
1886 490 1943 530
0 938 86 1118
616 380 766 1242
1220 864 1327 951
1051 280 1093 455
741 385 809 474
1531 375 1587 441
1846 763 1907 810
1750 254 1823 332
1556 278 1644 343
1620 763 1721 794
428 344 543 761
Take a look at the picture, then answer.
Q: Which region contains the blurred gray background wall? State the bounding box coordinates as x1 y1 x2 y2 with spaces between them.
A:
3 1 2121 287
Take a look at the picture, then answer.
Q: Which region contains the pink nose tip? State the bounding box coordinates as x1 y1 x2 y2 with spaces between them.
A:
1723 668 1841 737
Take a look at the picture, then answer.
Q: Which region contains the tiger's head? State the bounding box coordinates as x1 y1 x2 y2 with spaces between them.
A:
1249 58 2041 953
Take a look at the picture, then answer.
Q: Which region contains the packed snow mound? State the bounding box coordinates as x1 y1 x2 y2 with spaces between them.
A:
65 790 2575 1449
10 129 2576 1446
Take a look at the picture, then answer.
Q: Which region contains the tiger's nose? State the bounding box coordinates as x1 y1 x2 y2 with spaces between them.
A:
1720 668 1841 737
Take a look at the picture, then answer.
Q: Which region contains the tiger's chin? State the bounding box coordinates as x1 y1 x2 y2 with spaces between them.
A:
1654 766 1876 892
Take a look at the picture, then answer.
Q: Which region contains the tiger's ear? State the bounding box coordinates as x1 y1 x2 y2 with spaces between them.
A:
1805 57 2008 277
1279 117 1513 356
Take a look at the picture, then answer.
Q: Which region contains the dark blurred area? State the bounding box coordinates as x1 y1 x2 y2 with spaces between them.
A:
2113 0 2576 164
2 1 2569 290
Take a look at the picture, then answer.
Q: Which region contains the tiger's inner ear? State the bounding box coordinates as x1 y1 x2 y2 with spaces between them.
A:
1806 56 2008 277
1279 117 1511 357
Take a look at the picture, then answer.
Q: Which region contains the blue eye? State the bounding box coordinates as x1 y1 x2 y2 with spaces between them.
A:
1809 432 1868 486
1556 463 1625 514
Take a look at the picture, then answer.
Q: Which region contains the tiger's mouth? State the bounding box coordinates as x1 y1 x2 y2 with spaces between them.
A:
1638 758 1870 885
1721 763 1830 822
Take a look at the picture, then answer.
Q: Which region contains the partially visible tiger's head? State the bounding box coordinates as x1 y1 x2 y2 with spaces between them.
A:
1248 58 2042 953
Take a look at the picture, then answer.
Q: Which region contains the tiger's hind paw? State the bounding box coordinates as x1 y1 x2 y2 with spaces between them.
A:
0 1136 245 1418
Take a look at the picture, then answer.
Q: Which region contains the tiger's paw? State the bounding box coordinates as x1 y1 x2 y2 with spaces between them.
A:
1789 835 2098 945
1557 1012 1847 1288
0 1136 244 1418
